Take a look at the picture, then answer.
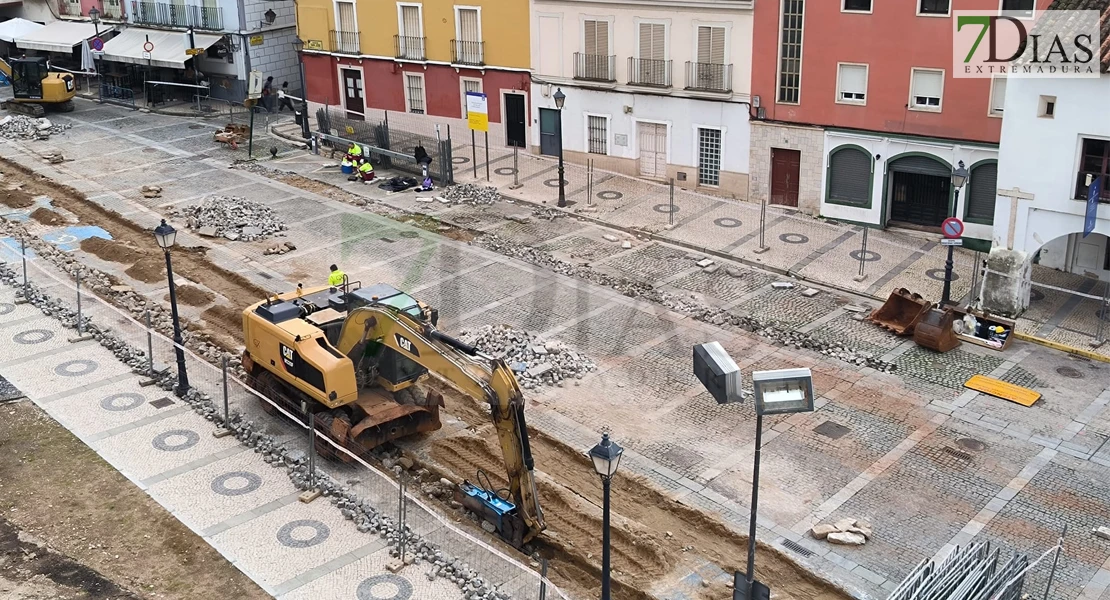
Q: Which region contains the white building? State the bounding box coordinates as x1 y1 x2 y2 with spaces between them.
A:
530 0 754 197
984 25 1110 315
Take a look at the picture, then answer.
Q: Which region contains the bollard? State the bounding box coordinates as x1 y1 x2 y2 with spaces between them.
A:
484 132 490 182
854 227 870 282
587 160 593 206
299 409 322 503
668 179 675 226
755 198 770 254
1096 286 1109 346
398 473 408 564
68 271 93 342
509 145 522 189
145 310 154 373
471 130 478 179
213 356 234 438
15 236 28 304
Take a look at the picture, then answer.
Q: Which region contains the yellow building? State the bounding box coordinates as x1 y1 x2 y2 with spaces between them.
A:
297 0 531 146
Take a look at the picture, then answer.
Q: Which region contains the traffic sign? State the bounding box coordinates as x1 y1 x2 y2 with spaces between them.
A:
185 48 203 56
940 238 963 246
91 37 104 51
143 40 154 52
941 217 964 239
142 51 151 60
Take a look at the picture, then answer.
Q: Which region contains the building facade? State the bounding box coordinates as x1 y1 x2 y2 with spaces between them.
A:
984 1 1110 314
749 0 1051 247
296 0 531 140
529 0 755 197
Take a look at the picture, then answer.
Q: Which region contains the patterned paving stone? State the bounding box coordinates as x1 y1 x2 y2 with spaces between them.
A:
600 243 694 282
998 366 1047 389
734 287 844 329
553 303 677 356
411 278 513 324
667 269 776 303
538 235 623 262
895 346 1005 390
808 313 903 356
486 217 581 245
0 374 21 402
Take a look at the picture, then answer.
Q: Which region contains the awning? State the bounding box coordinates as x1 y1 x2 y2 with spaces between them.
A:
100 28 222 69
15 21 99 53
0 18 43 44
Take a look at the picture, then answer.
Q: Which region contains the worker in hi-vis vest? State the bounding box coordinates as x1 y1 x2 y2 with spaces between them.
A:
328 264 346 287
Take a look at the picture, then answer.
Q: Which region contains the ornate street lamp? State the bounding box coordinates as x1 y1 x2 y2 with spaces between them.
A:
942 161 970 305
154 219 190 396
553 88 567 208
589 432 623 600
292 37 311 139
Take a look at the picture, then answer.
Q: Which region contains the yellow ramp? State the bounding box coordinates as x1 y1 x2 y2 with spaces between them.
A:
964 375 1041 407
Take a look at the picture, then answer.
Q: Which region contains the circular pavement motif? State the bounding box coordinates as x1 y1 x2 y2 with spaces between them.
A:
544 178 568 188
276 519 330 549
1029 289 1045 302
0 303 14 316
398 231 420 239
714 217 742 229
452 156 470 164
925 268 958 282
54 359 97 377
151 429 200 452
849 249 882 263
100 392 145 412
779 233 809 244
653 203 679 214
494 167 517 176
211 471 263 497
597 190 622 201
13 329 54 345
357 574 415 600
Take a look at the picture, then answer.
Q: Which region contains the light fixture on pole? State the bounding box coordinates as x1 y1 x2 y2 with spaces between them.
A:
553 87 567 208
154 219 191 396
942 161 969 305
292 37 311 139
589 432 623 600
88 7 100 79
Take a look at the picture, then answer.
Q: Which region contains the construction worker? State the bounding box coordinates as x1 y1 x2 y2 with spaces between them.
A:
346 142 362 161
328 264 346 287
357 158 375 183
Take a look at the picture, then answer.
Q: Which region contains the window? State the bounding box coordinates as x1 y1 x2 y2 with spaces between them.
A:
827 147 872 206
836 63 867 104
398 4 424 60
910 68 944 110
587 115 608 155
335 1 357 53
1001 0 1034 18
582 19 611 80
965 163 997 224
777 0 804 103
454 7 482 64
1038 95 1056 118
461 78 482 116
693 26 728 90
1075 138 1110 202
404 73 425 114
918 0 950 15
697 127 722 187
634 22 668 86
843 0 871 12
989 77 1006 117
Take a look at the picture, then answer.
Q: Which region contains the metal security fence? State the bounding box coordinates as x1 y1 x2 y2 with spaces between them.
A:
315 106 454 184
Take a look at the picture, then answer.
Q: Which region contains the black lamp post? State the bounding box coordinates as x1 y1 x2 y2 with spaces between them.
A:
88 7 100 87
292 37 311 139
154 219 190 396
942 161 969 305
553 88 567 208
590 432 623 600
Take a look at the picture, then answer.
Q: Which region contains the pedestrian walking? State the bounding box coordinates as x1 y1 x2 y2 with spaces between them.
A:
261 76 275 113
278 81 296 112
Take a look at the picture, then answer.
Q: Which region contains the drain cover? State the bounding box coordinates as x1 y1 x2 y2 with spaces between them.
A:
942 446 973 461
956 438 987 452
149 397 175 409
813 421 851 440
188 124 205 129
1056 366 1083 379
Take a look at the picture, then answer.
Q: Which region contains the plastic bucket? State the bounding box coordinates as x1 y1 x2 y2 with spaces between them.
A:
341 164 354 175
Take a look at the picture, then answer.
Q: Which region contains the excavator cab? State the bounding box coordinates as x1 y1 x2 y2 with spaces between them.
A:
10 57 49 99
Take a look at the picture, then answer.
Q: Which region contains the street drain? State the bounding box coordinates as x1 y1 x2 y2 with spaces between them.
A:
149 397 174 409
813 420 851 440
258 272 273 280
781 539 815 558
188 124 205 129
1056 366 1083 379
957 438 987 452
380 237 395 243
942 446 973 461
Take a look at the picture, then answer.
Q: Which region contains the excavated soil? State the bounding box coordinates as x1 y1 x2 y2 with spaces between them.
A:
167 285 215 307
124 257 165 283
80 237 143 264
29 207 64 226
0 186 35 208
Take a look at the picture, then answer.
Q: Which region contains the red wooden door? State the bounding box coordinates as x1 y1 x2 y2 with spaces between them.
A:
770 148 800 207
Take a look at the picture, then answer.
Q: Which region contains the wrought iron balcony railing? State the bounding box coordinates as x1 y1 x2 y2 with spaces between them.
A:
451 39 483 66
130 1 223 30
574 53 615 82
684 61 733 93
628 57 671 87
394 35 426 61
330 30 359 55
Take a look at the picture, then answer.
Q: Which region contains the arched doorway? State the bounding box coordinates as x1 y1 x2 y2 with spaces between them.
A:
885 154 952 229
1034 231 1110 282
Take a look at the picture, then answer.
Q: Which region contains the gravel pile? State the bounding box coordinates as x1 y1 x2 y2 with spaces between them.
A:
0 115 72 140
174 196 287 241
442 183 500 205
459 325 597 390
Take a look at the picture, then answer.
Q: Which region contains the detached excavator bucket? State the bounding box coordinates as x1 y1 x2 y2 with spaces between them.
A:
869 288 932 336
913 307 961 353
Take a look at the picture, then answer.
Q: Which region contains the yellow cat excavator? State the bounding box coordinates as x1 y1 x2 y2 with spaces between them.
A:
0 57 76 117
240 282 546 547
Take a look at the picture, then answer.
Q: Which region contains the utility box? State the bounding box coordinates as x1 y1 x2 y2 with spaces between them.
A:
693 342 743 405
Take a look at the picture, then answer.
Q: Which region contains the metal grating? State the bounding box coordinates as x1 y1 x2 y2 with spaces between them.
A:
697 127 722 187
813 420 852 440
781 538 815 558
405 74 425 114
150 397 175 409
942 446 973 461
588 115 608 155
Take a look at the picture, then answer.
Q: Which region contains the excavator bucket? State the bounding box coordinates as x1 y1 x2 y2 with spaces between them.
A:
913 307 961 353
869 288 932 336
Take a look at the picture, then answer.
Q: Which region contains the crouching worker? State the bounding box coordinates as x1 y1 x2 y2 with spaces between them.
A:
346 158 374 183
346 142 363 162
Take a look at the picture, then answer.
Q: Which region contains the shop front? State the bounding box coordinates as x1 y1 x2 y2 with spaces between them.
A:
98 27 223 106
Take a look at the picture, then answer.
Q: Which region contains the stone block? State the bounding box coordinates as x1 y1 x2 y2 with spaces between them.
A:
828 531 866 546
810 524 838 539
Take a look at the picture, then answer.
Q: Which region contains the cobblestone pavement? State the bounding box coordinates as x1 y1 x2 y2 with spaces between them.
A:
0 285 467 600
3 101 1109 599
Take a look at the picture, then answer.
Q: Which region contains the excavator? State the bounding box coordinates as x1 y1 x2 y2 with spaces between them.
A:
0 57 76 117
240 281 546 547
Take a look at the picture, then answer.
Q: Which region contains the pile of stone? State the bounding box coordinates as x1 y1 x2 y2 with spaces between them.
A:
263 241 297 256
441 183 500 205
0 115 71 140
174 195 287 242
459 324 597 390
811 518 872 546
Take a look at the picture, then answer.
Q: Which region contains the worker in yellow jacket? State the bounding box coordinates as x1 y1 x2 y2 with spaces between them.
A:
328 264 346 287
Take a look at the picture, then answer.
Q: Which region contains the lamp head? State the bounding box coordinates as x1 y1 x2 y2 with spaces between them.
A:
553 88 566 109
752 368 815 416
154 219 177 250
951 160 969 190
293 37 305 52
88 7 99 22
589 433 623 479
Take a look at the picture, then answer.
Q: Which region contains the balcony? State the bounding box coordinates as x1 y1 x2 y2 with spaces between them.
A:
451 39 483 66
100 0 125 19
394 35 426 61
130 1 223 30
627 57 671 88
573 53 615 82
684 61 732 93
59 0 82 16
330 30 359 55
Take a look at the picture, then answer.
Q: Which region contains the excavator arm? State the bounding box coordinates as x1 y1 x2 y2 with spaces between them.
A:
336 306 546 544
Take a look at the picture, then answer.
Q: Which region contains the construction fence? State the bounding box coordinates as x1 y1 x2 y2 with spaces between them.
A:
315 106 455 185
0 237 572 600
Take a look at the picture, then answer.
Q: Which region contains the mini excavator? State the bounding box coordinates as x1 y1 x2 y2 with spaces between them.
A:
0 57 76 117
241 282 545 547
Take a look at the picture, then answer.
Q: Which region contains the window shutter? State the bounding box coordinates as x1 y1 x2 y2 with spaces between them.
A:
459 9 479 43
639 23 664 60
337 2 355 31
585 20 598 54
966 163 997 222
840 65 866 95
697 26 725 64
828 148 871 205
697 26 711 63
403 6 421 37
639 23 651 58
991 78 1007 113
913 70 943 98
597 21 609 55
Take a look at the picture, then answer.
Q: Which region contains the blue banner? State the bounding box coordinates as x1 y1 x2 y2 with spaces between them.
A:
1084 176 1102 238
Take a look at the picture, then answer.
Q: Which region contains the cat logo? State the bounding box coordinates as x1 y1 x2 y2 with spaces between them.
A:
394 333 419 357
280 344 295 370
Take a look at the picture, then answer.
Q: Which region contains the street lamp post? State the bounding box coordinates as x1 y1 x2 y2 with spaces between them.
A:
553 88 567 208
942 161 969 305
292 37 311 139
88 7 100 93
590 432 623 600
154 219 190 396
